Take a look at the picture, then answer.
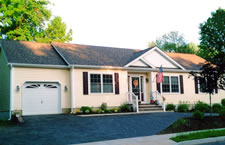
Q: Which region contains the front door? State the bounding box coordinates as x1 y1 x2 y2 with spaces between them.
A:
131 76 145 102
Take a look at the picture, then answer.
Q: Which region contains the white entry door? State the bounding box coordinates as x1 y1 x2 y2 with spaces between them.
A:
22 83 61 115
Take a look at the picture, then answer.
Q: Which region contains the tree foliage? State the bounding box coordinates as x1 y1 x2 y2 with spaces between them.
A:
155 31 197 54
0 0 72 42
36 17 72 43
190 8 225 112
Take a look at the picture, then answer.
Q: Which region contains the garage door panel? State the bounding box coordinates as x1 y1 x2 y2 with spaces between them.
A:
22 83 61 115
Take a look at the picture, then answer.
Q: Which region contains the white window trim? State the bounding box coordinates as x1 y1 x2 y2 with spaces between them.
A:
89 72 115 94
197 79 215 94
161 75 180 94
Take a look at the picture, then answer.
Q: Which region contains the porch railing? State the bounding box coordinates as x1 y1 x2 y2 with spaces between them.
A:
151 91 166 112
127 92 139 112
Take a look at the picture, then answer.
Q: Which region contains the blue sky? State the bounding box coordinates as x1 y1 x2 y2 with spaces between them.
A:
49 0 224 49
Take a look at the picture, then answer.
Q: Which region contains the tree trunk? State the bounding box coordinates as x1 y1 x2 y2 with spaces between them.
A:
209 93 212 116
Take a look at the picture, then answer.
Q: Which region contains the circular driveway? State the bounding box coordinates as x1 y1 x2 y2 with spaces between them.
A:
0 112 191 145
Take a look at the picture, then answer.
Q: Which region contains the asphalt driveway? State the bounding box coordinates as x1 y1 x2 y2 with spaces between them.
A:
0 112 191 145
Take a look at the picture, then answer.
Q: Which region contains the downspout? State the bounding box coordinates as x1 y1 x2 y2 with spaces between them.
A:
70 66 75 113
8 64 14 120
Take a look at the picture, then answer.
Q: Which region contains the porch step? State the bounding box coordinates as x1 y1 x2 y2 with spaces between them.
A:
138 104 163 112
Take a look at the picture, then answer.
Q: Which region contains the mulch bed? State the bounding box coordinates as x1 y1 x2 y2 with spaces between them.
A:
158 116 225 134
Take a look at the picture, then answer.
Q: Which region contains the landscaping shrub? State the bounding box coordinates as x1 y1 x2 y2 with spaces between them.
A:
119 103 133 112
177 103 189 112
194 101 210 112
212 103 222 113
219 109 225 120
95 108 103 114
192 110 204 120
166 104 176 111
221 99 225 106
110 108 120 113
80 106 93 114
100 103 107 111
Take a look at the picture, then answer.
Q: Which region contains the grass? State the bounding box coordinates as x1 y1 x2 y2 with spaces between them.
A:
171 129 225 142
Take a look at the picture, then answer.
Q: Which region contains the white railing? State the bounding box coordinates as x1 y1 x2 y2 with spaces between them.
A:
151 91 166 112
127 92 139 112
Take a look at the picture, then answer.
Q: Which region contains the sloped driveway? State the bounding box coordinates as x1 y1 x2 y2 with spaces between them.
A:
0 112 191 145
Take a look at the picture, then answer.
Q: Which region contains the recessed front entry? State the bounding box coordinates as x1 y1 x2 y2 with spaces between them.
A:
129 76 146 102
22 83 61 115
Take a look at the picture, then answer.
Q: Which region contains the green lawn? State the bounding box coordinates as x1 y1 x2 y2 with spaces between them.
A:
171 129 225 142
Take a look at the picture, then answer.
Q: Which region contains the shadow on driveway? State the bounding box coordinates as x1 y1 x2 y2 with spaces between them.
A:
0 112 191 145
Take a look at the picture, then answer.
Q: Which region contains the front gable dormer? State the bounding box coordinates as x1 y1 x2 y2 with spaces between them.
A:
125 47 185 70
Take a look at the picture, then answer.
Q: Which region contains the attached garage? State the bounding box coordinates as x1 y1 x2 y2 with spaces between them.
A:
22 82 61 115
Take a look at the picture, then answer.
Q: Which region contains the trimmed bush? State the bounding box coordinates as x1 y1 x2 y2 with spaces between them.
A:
212 103 222 113
100 103 108 111
166 104 176 111
194 101 210 113
119 103 133 112
192 110 204 120
177 104 189 112
95 109 103 114
110 108 120 113
221 99 225 106
80 106 93 114
219 109 225 120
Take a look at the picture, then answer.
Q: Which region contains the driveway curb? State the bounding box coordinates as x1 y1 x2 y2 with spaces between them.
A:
175 136 225 145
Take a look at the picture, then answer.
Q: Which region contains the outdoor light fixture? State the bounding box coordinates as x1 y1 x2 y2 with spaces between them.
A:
16 85 20 91
65 86 68 91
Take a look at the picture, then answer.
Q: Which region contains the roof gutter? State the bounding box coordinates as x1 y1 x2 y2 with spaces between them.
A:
72 64 200 73
8 63 70 69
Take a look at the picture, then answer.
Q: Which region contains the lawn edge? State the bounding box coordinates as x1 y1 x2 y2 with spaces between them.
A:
174 136 225 145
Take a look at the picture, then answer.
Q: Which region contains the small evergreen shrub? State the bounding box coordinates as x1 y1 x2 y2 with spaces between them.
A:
221 99 225 106
212 103 222 113
194 101 210 112
80 106 93 114
100 103 107 111
177 103 189 112
119 103 133 112
192 110 204 120
166 104 176 111
219 109 225 120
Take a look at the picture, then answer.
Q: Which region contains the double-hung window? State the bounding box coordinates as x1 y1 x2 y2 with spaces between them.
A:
162 76 179 93
90 73 113 93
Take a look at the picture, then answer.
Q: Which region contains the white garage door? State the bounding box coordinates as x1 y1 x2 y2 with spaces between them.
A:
22 83 61 115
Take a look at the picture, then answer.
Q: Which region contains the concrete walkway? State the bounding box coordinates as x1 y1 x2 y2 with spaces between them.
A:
75 134 176 145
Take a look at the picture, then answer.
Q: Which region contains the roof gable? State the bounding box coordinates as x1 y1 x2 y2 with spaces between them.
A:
125 47 185 70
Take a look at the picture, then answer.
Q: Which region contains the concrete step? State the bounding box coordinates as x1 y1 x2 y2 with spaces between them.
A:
139 108 163 112
139 104 162 108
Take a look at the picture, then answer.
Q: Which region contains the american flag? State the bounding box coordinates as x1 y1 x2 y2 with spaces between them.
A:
156 65 163 83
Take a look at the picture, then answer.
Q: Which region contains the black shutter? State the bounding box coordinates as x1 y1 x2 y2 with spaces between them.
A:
156 74 161 93
179 75 184 94
194 77 199 94
114 73 120 95
83 72 88 95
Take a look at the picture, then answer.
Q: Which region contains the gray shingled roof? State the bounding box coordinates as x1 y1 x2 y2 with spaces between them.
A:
0 40 67 65
53 42 149 67
0 40 205 70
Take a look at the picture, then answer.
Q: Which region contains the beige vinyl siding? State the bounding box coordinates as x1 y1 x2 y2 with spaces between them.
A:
0 49 10 113
74 68 128 108
13 67 71 111
151 71 225 105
